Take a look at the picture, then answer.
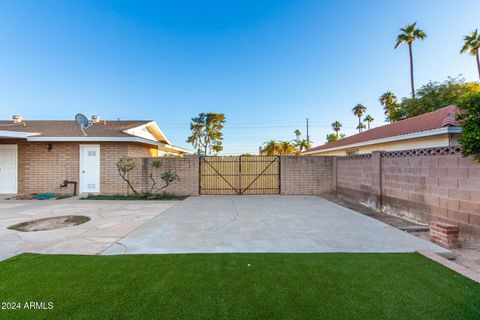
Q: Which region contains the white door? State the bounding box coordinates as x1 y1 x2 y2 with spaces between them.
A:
0 145 18 194
80 145 100 193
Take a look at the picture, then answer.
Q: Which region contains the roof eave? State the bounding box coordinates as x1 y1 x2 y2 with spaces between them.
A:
303 127 461 155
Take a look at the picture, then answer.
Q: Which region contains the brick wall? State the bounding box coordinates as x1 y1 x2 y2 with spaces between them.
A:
280 156 333 195
0 140 156 195
335 147 480 240
130 156 199 196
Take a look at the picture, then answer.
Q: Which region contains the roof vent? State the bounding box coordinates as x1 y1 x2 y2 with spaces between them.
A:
442 112 456 127
91 115 100 123
12 115 23 124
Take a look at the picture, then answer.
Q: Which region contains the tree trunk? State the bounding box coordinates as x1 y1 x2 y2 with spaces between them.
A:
358 117 361 132
409 43 415 99
476 52 480 81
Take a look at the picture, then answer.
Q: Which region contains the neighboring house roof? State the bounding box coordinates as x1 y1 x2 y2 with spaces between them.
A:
0 119 191 154
303 105 461 155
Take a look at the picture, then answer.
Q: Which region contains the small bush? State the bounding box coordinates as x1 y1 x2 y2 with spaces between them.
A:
81 192 182 200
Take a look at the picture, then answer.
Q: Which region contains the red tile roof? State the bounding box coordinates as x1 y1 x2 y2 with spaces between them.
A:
305 105 459 154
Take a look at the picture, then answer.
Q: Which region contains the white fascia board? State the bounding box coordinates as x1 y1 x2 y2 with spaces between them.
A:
0 130 40 138
27 136 160 146
26 136 192 153
123 121 172 145
158 142 192 154
303 127 462 155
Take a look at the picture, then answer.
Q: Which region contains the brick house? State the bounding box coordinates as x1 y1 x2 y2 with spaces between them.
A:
0 115 189 195
303 105 461 156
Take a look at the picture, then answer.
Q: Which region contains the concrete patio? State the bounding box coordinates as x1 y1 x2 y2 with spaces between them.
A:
102 195 450 256
0 199 178 260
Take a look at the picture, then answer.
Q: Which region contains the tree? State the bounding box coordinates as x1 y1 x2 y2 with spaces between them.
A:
116 155 138 194
331 121 342 138
379 91 401 122
292 129 311 153
293 139 312 153
460 29 480 81
395 22 427 99
356 123 366 132
186 113 226 155
326 133 338 143
294 129 302 140
456 92 480 161
352 104 367 132
262 140 279 156
364 115 374 130
277 140 297 155
398 77 480 118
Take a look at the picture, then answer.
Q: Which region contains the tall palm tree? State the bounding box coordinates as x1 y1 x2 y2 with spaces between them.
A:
395 22 427 99
379 91 398 123
262 140 278 156
278 140 297 155
364 115 374 130
294 129 302 140
460 29 480 81
352 104 367 132
331 121 342 138
356 123 366 132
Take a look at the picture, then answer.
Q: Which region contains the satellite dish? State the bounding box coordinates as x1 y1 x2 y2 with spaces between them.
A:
75 113 92 136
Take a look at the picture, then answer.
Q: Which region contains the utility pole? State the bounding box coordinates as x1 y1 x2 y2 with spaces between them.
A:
306 118 310 143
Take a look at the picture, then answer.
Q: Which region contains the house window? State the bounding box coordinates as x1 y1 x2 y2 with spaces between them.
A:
346 149 359 156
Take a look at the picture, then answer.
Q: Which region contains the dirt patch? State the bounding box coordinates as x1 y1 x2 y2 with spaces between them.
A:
8 215 91 232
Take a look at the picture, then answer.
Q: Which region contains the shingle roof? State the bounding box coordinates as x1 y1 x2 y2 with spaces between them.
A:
305 105 460 154
0 120 151 138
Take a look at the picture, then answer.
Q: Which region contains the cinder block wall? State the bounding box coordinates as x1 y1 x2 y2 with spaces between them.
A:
130 156 200 196
280 156 333 195
335 147 480 240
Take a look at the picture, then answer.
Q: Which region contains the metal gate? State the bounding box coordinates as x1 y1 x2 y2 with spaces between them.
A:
200 156 280 195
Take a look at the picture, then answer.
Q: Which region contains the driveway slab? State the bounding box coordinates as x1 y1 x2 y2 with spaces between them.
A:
102 195 450 255
0 199 178 260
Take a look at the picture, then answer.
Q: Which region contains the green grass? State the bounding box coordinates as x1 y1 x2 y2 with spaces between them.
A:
0 253 479 319
80 192 183 200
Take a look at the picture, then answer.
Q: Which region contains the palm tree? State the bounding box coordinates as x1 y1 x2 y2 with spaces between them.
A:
379 91 398 123
395 23 427 99
331 121 342 138
277 140 297 155
364 115 374 130
352 104 367 132
294 129 302 140
460 29 480 81
262 140 278 156
293 139 312 153
356 123 366 132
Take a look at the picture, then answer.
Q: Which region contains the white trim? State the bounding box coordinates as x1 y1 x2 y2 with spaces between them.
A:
0 144 18 194
27 136 159 145
79 144 100 193
0 130 40 139
303 127 462 155
123 121 172 145
26 136 191 154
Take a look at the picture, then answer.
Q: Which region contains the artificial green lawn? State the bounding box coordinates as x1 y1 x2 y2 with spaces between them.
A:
0 253 479 319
